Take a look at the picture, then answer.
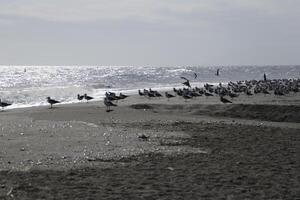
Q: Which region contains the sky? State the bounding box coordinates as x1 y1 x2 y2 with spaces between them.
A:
0 0 299 66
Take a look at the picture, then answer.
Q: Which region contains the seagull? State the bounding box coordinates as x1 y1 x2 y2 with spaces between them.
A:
183 94 192 102
246 90 253 96
182 80 191 88
119 93 129 99
228 92 239 98
220 96 232 103
46 97 60 108
263 90 270 95
180 76 189 81
154 91 162 97
165 92 175 100
138 89 144 96
0 99 12 111
104 97 117 112
77 94 84 101
84 94 94 103
204 91 214 97
147 92 156 98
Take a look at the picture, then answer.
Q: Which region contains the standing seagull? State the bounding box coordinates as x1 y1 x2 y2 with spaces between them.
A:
46 97 60 108
104 97 117 112
138 89 144 96
220 96 232 103
84 94 94 103
77 94 84 101
119 93 129 99
0 99 12 111
165 92 175 101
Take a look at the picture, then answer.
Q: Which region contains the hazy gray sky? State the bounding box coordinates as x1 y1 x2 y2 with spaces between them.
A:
0 0 299 66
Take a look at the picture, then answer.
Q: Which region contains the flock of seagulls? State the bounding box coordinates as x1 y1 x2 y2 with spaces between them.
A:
1 69 299 112
138 74 300 104
47 92 129 112
1 92 129 112
42 76 300 111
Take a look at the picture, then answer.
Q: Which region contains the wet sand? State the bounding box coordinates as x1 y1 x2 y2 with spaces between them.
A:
0 93 299 199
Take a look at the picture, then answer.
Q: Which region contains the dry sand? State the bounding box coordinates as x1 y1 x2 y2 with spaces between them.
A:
0 93 299 199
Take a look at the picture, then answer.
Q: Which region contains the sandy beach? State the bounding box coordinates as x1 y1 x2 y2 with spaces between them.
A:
0 92 299 199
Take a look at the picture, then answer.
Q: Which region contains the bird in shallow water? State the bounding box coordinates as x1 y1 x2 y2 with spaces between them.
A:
104 97 117 112
264 73 267 81
0 99 12 111
215 68 220 76
46 97 60 108
220 96 232 103
84 94 94 103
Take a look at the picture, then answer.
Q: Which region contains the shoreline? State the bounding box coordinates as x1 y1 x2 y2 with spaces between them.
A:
5 87 300 112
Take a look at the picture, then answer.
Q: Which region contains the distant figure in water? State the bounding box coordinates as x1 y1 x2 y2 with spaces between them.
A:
24 68 26 73
215 69 220 76
264 73 267 81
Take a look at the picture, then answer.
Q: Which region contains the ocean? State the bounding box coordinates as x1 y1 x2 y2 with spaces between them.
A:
0 65 299 109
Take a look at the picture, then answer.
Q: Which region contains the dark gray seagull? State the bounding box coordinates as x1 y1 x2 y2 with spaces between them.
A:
84 94 94 103
165 92 175 100
220 96 232 103
46 97 60 108
104 97 117 112
180 77 191 88
77 94 84 101
0 99 12 111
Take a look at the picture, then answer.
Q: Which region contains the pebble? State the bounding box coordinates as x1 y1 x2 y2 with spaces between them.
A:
36 161 42 165
167 167 174 171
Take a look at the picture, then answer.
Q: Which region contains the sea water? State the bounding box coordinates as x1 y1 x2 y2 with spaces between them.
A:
0 65 299 109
